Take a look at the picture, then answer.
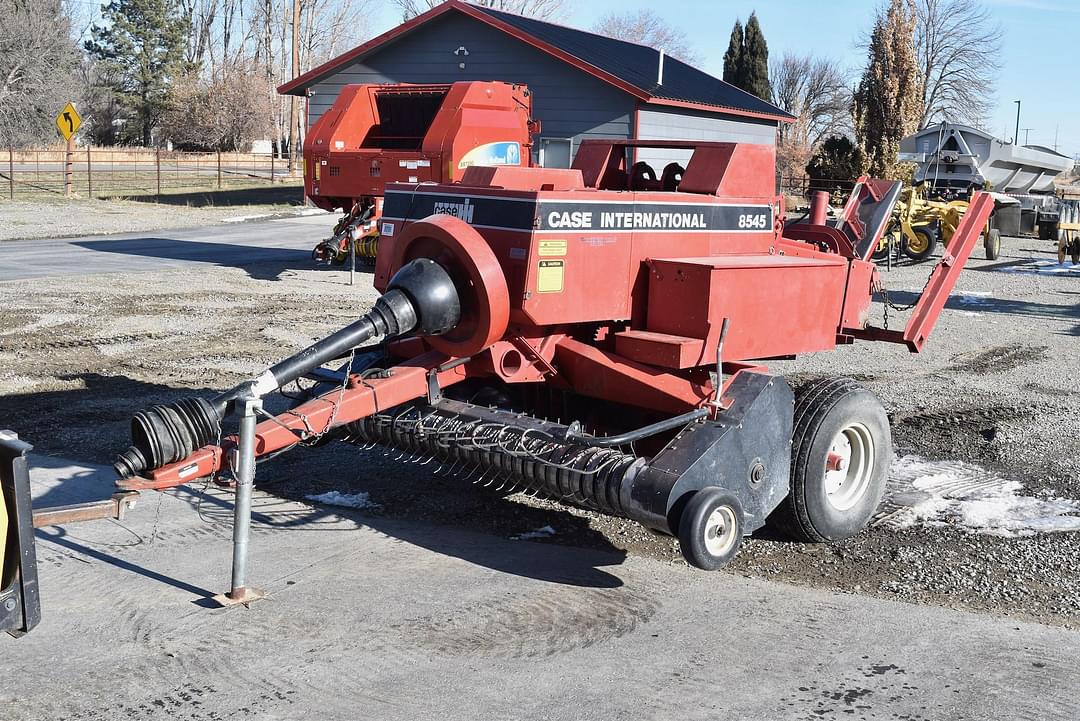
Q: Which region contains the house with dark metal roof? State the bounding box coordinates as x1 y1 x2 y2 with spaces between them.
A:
279 0 793 168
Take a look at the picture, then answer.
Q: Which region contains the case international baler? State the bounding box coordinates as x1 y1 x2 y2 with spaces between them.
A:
2 139 993 635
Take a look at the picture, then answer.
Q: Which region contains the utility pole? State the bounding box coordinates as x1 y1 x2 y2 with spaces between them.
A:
288 0 300 175
1022 128 1033 146
1013 100 1021 145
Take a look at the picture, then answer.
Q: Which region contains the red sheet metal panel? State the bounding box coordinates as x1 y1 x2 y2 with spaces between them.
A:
614 330 706 369
554 338 712 414
303 81 533 211
840 259 879 333
644 255 849 362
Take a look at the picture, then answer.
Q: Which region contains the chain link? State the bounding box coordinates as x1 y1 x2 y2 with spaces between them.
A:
879 263 936 330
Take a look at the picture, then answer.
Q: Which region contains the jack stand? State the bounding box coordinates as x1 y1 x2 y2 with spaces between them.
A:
213 394 266 608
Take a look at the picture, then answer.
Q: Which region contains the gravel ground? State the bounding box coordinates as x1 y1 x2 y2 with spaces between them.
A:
0 189 310 241
1 229 1078 629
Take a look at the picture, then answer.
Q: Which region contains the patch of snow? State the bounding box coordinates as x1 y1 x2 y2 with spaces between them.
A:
305 490 381 511
222 213 270 224
1000 260 1080 275
878 456 1080 537
952 291 994 307
511 525 556 541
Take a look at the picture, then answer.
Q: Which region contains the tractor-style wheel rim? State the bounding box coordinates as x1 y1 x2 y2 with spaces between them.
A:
908 231 929 254
823 422 875 512
703 506 738 557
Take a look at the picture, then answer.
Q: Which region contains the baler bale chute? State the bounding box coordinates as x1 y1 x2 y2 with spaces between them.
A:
3 138 995 631
304 81 537 266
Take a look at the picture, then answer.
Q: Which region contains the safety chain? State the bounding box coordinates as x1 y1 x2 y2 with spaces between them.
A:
879 264 936 330
292 347 358 447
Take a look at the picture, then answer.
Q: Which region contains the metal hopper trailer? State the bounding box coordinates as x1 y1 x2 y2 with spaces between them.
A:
901 121 1070 238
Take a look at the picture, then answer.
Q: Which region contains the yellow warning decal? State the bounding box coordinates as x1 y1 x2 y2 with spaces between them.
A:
537 260 564 293
538 239 567 257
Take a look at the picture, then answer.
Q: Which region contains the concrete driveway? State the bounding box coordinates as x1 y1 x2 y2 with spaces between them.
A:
3 455 1078 721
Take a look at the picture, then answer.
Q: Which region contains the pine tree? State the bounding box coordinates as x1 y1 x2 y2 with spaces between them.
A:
741 12 771 102
806 136 865 185
853 0 922 178
85 0 190 146
722 20 743 86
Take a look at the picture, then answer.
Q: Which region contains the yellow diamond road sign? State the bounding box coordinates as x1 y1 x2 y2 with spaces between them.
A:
56 102 81 141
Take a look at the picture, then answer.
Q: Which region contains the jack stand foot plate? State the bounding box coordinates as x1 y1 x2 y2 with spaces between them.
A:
211 586 266 608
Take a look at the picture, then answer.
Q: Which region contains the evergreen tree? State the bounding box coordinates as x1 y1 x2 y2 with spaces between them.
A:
85 0 190 146
740 12 771 102
721 14 771 103
722 20 743 86
853 0 922 178
806 135 865 188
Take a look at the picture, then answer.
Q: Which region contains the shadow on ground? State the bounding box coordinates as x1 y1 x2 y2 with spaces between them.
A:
17 372 627 590
882 289 1080 336
70 237 326 281
112 185 305 208
184 483 627 589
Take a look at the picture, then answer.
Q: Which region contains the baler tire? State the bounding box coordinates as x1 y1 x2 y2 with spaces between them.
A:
677 487 744 570
984 229 1001 261
772 378 891 543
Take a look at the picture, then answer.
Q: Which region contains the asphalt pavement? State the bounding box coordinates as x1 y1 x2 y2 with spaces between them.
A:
0 213 334 281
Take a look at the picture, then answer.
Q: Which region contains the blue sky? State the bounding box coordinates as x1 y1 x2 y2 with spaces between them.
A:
365 0 1080 159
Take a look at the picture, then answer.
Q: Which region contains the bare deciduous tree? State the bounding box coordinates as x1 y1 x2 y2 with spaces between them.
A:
770 53 851 179
914 0 1001 128
392 0 564 21
771 53 851 148
591 9 700 65
162 63 274 149
0 0 82 147
300 0 375 67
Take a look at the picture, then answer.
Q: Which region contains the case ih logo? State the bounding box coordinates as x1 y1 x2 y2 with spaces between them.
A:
432 198 474 223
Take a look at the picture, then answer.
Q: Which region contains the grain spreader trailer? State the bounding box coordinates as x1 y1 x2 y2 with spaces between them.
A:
305 81 536 265
4 139 994 636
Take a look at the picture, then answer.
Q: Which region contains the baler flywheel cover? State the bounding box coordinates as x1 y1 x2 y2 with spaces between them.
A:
390 214 509 357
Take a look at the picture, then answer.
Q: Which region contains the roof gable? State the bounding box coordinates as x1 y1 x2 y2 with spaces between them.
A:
279 0 794 123
470 5 793 121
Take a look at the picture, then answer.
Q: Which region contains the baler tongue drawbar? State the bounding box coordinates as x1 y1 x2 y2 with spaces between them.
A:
113 257 462 479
